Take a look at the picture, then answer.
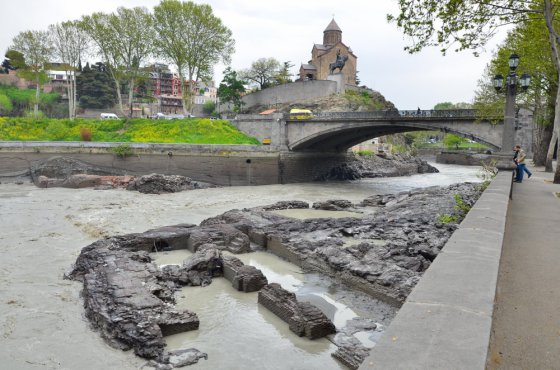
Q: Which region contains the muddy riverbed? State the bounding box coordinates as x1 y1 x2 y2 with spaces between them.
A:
0 163 482 370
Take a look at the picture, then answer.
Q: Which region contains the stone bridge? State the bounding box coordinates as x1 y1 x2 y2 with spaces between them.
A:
233 109 533 153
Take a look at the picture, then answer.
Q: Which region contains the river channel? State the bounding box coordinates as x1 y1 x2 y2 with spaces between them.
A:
0 162 482 370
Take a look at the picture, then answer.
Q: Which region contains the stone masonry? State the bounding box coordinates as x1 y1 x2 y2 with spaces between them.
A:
258 283 336 339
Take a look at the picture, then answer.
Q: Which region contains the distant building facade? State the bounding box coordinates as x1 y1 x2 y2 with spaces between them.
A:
147 63 217 113
299 19 357 85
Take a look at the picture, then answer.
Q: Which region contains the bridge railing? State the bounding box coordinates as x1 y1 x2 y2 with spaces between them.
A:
305 109 495 120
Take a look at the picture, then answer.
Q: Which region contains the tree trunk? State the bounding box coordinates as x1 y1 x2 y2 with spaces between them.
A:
66 71 73 120
34 75 40 119
544 0 560 182
108 68 124 116
179 72 187 115
72 74 78 119
128 77 134 118
545 130 557 172
533 122 553 166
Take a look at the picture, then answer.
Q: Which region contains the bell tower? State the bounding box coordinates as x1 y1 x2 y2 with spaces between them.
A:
323 18 342 47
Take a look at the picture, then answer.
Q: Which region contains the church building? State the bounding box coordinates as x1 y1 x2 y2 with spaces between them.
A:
299 19 357 85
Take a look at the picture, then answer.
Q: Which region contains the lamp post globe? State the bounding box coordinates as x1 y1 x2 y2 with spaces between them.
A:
495 53 529 153
520 72 531 91
493 74 504 92
508 53 520 70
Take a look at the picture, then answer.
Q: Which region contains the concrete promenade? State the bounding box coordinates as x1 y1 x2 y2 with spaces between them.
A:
361 166 560 369
487 166 560 369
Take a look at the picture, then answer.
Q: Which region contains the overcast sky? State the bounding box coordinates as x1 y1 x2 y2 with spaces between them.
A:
0 0 506 109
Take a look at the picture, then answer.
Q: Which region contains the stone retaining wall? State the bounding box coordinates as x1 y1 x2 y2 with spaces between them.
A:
0 141 280 186
0 142 354 185
360 172 512 369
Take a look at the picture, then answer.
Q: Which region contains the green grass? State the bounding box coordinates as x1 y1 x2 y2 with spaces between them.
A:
0 117 260 145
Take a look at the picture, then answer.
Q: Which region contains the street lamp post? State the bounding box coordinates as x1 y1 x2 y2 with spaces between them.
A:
493 53 531 153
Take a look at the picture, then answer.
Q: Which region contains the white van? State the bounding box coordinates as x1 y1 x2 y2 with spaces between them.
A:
100 113 119 120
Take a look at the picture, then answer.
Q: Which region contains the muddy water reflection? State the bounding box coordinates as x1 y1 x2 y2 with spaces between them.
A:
154 250 395 369
271 209 363 220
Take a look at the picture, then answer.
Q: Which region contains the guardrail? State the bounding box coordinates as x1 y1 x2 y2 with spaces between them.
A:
286 109 501 120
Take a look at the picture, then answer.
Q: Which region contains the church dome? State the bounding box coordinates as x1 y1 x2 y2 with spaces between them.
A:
323 18 342 46
324 18 342 32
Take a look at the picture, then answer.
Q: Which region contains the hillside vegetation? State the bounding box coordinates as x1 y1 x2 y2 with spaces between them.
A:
0 117 260 144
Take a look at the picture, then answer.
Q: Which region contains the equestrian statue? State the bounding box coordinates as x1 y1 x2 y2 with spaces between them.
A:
329 49 348 74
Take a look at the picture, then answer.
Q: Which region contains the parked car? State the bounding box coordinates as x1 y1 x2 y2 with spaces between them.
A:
100 113 119 120
166 114 185 120
152 112 167 119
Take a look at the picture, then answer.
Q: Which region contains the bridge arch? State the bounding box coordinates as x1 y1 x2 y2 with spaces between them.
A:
288 118 502 152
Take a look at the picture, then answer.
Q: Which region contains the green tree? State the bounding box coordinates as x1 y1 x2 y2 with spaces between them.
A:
79 12 125 115
10 30 53 119
1 50 25 73
433 102 473 110
474 18 557 166
444 134 467 149
49 21 90 120
109 7 155 117
0 94 13 114
239 57 281 90
388 0 560 183
76 62 118 109
202 100 216 115
153 0 234 114
80 8 154 117
274 61 294 85
217 67 245 112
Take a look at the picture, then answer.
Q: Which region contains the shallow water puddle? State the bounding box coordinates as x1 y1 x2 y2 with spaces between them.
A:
153 250 388 368
271 209 363 220
150 249 193 266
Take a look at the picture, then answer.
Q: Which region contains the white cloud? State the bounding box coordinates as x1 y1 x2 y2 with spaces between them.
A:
0 0 506 109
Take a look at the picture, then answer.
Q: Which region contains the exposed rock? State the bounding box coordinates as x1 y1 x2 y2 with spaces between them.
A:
258 283 336 339
332 344 370 370
319 153 439 181
261 200 310 211
147 348 208 369
126 173 198 194
68 181 482 368
312 199 353 210
30 156 125 184
223 255 268 292
204 182 481 304
35 174 136 189
186 224 251 254
75 241 200 360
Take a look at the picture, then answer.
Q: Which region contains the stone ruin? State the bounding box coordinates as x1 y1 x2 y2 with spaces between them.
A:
67 221 336 368
258 283 336 339
67 182 483 368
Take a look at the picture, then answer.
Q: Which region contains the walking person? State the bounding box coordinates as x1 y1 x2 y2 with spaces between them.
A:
513 144 532 182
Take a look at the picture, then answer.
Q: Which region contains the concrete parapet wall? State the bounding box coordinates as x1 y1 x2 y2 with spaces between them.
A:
361 172 512 370
231 114 285 149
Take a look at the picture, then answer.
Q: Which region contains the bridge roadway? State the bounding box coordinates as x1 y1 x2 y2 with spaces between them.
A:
234 109 507 152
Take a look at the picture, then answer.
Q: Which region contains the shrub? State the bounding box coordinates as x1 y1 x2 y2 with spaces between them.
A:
0 94 13 114
437 213 459 224
453 194 471 213
112 143 133 158
356 150 374 157
80 127 92 141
